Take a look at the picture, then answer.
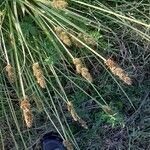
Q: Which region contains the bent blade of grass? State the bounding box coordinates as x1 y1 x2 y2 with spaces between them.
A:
71 0 150 28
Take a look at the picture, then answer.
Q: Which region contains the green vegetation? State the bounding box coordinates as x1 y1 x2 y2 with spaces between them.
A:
0 0 149 149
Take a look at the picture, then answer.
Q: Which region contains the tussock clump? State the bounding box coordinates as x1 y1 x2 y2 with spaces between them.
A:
73 58 93 83
20 98 33 128
55 26 72 46
105 58 132 85
51 0 68 9
63 140 73 150
5 64 15 83
32 62 46 88
67 101 88 129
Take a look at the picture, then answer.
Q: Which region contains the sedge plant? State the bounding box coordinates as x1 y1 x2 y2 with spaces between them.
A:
0 0 149 149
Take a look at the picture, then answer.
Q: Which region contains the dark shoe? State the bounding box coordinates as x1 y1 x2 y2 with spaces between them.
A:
41 132 67 150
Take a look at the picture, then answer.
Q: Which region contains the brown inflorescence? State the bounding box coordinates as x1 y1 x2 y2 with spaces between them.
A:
5 64 15 83
51 0 68 9
20 98 33 128
55 26 72 46
105 58 132 85
67 101 88 129
63 140 73 150
81 67 93 83
73 58 93 83
54 26 96 48
32 62 46 88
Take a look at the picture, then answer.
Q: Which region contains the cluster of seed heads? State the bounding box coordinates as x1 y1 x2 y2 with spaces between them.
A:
51 0 68 9
73 58 93 83
67 101 88 129
20 98 33 128
105 58 132 85
55 26 96 48
32 62 46 88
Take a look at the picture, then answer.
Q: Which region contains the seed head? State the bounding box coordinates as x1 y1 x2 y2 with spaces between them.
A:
81 67 93 83
76 64 82 74
5 64 15 83
60 32 72 46
20 98 33 128
63 140 73 150
105 58 132 85
55 27 72 46
32 62 46 88
67 101 88 129
51 0 68 9
73 58 82 65
72 58 93 83
67 101 78 121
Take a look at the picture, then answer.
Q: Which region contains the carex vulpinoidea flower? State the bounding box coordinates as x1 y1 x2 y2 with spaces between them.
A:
55 26 72 46
67 101 88 129
63 140 73 150
51 0 68 9
5 64 15 83
105 58 132 85
20 97 33 128
32 62 46 88
73 58 93 83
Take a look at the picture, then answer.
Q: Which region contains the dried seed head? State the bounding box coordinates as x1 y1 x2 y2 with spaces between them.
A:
59 32 72 46
55 26 63 34
105 58 132 85
5 64 15 83
67 101 88 129
32 62 46 88
37 78 46 88
20 98 33 128
63 140 73 150
67 101 78 121
76 64 82 74
73 58 82 65
51 0 68 9
55 27 72 46
72 58 93 82
102 105 115 116
20 99 30 111
81 67 93 83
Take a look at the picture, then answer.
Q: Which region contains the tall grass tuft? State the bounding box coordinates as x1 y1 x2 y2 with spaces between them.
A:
0 0 149 149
